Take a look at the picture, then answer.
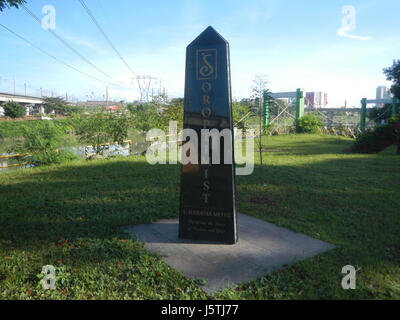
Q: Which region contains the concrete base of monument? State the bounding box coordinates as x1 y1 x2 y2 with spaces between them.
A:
125 213 335 294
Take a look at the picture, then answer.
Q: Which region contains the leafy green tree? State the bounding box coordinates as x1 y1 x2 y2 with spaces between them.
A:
170 98 184 105
384 60 400 99
0 0 26 11
383 60 400 155
127 103 138 114
232 102 249 130
164 101 183 130
74 111 130 155
3 101 26 118
128 103 168 132
42 97 82 115
369 104 393 124
239 98 253 110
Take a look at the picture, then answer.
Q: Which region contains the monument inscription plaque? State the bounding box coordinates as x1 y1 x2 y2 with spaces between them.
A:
179 26 238 244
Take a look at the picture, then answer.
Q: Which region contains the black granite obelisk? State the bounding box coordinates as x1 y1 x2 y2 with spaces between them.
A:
179 26 238 244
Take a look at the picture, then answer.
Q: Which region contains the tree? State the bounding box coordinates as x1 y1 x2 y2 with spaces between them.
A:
369 104 393 124
232 102 249 130
164 101 183 130
42 97 82 115
0 0 26 11
126 103 138 114
170 98 184 105
43 97 66 114
383 60 400 100
251 75 269 165
383 60 400 155
239 98 253 110
3 101 26 118
74 111 130 155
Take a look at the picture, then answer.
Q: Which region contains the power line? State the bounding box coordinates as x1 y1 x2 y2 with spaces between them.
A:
77 0 137 77
21 3 128 88
77 0 166 103
0 23 118 88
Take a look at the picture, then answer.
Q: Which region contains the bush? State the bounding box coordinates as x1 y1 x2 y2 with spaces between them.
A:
3 101 26 119
19 121 77 165
262 124 275 136
353 124 397 154
74 111 130 154
0 119 75 139
296 114 323 133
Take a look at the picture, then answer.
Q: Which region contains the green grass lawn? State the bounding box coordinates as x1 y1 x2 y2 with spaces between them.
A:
0 134 399 299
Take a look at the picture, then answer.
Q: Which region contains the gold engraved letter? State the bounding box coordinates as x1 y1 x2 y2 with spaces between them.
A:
201 82 212 93
203 95 210 105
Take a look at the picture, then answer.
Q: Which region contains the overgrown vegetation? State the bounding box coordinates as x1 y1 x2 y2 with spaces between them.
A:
369 104 393 124
15 121 77 165
73 111 130 155
353 123 397 154
42 97 83 116
296 114 323 134
384 59 400 100
2 101 26 119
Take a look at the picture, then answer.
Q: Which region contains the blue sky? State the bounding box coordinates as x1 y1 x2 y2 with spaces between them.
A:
0 0 399 106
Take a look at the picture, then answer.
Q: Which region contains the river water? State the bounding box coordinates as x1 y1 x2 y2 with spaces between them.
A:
0 141 148 172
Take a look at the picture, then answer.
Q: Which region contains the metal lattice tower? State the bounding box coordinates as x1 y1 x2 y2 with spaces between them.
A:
133 75 157 103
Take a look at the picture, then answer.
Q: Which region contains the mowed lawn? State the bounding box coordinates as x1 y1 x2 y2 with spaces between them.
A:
0 134 399 299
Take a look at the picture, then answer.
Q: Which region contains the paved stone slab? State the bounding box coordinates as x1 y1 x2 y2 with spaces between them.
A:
125 213 335 293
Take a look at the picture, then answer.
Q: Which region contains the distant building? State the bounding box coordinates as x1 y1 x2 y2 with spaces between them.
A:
80 100 123 107
376 86 392 107
105 105 120 112
305 91 328 108
305 92 315 107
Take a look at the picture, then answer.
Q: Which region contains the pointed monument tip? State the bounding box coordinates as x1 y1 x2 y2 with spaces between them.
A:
187 26 229 47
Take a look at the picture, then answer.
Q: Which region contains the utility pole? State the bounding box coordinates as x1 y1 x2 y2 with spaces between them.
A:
24 83 27 96
13 77 15 94
105 86 109 105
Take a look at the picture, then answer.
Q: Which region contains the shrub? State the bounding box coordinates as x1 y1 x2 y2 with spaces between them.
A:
353 124 397 154
19 121 77 165
74 111 130 154
296 114 323 133
262 124 275 136
3 101 26 119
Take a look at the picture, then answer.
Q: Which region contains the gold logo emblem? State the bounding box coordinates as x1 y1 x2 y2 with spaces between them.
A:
196 49 217 80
